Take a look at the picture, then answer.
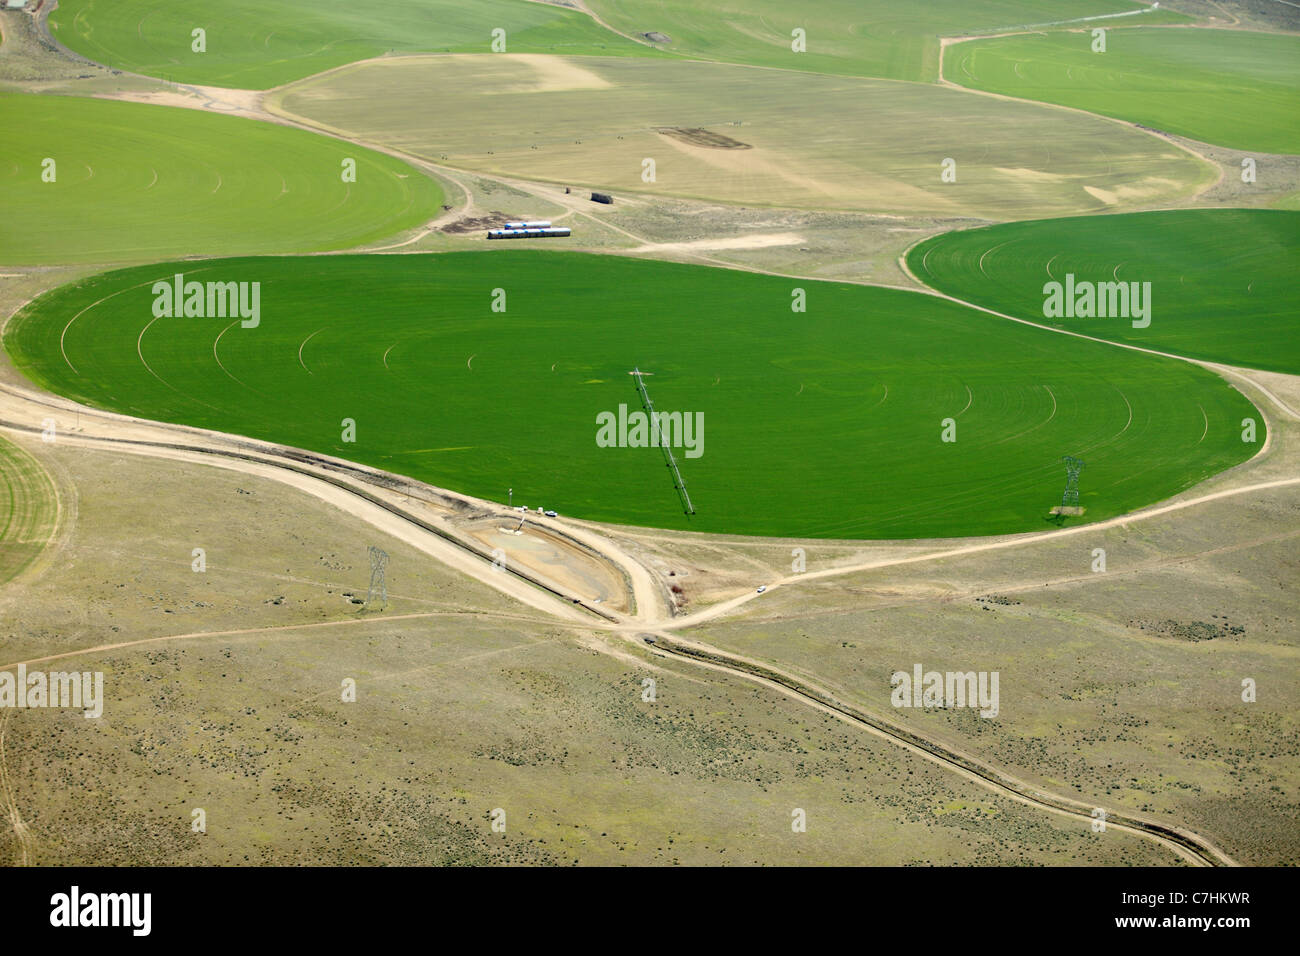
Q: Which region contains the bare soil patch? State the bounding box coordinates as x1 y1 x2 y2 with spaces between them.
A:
655 127 751 150
628 231 804 254
440 211 515 234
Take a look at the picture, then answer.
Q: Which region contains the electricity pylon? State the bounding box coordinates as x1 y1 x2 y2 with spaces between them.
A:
366 546 389 610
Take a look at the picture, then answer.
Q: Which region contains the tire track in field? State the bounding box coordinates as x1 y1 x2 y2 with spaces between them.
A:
136 316 170 387
212 319 258 392
0 609 569 675
992 383 1055 444
297 327 325 374
0 711 33 867
133 319 230 417
636 631 1234 867
59 278 162 375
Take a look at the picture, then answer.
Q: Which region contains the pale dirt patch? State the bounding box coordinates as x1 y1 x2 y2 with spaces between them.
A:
185 84 265 112
1111 176 1185 200
648 132 954 209
1084 179 1181 206
994 166 1067 183
290 52 610 97
94 88 198 109
462 516 629 612
1084 184 1119 204
652 132 834 195
629 232 805 253
654 134 959 213
96 83 266 117
497 53 612 92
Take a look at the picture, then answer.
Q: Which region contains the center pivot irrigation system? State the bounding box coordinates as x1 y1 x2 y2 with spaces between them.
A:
1061 455 1085 509
632 367 696 516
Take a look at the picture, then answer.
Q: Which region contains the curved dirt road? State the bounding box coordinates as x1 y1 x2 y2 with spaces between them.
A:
640 631 1237 867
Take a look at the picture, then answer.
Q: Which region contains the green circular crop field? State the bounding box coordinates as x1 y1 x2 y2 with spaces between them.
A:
49 0 648 90
0 92 442 264
0 435 59 584
6 251 1261 539
946 28 1300 154
908 209 1300 375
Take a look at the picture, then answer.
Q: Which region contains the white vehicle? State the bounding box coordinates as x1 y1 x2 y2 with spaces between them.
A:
544 510 558 517
756 585 767 594
515 506 527 512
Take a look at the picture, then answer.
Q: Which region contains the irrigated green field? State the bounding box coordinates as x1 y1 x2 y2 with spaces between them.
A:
908 209 1300 375
6 252 1260 540
270 55 1212 219
49 0 651 89
946 28 1300 154
46 0 1185 88
587 0 1185 80
0 434 59 584
0 93 442 264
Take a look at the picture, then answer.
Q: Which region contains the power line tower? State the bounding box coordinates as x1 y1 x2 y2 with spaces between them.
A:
1060 456 1085 510
632 367 695 515
366 546 389 610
